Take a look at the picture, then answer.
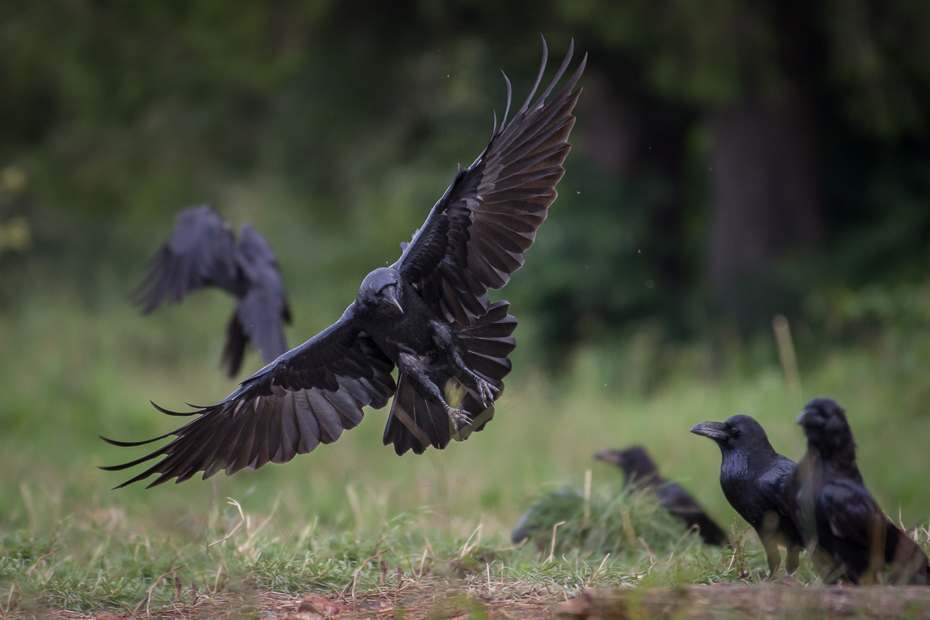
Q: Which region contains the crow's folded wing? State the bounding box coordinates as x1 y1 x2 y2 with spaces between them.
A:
656 483 705 517
821 478 885 547
102 304 395 488
394 39 586 325
759 456 797 518
133 205 241 312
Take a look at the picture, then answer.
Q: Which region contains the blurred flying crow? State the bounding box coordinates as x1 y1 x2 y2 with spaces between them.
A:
133 205 291 377
782 398 928 585
595 446 727 546
690 415 804 579
103 39 586 488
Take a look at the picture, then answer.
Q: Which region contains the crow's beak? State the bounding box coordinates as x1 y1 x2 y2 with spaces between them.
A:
690 421 728 441
796 408 815 425
384 285 404 315
593 449 620 464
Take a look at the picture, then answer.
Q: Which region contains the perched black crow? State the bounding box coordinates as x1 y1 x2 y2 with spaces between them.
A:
595 446 727 546
133 205 292 377
782 398 928 585
103 40 586 488
690 415 804 579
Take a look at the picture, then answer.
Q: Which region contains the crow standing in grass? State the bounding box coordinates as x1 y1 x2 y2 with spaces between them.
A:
690 415 804 579
102 40 586 488
595 446 727 546
133 205 292 377
782 398 928 585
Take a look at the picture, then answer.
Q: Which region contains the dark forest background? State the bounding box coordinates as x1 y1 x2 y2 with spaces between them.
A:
2 0 930 370
5 5 930 593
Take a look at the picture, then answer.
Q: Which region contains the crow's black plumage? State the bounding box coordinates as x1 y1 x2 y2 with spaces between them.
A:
690 415 804 579
595 446 727 546
782 398 928 585
103 40 585 488
133 205 292 377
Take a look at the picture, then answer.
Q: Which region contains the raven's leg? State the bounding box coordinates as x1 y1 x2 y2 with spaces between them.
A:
785 545 800 574
445 341 498 407
462 367 498 407
762 537 782 581
397 352 472 430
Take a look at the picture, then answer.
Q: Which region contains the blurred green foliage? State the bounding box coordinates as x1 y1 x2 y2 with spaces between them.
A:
2 6 930 612
1 0 930 520
2 1 930 357
511 485 698 557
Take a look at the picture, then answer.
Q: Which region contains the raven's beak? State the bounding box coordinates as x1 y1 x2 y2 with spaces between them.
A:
690 421 728 441
384 285 404 315
796 408 815 425
593 449 620 464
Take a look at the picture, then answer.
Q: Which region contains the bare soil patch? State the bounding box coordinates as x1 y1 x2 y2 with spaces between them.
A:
38 584 930 620
556 584 930 619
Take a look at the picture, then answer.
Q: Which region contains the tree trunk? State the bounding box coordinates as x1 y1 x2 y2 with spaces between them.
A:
707 91 822 324
579 73 691 293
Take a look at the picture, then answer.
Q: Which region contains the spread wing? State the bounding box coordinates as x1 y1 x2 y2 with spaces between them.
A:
394 38 586 325
132 205 240 312
222 223 293 375
101 304 395 488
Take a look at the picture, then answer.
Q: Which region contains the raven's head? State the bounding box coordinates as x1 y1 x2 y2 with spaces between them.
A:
796 397 854 456
690 414 774 455
357 267 404 315
594 446 658 485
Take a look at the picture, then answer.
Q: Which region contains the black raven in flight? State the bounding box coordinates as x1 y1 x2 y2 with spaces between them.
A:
133 205 292 377
103 40 586 488
782 398 928 585
690 415 804 578
595 446 727 546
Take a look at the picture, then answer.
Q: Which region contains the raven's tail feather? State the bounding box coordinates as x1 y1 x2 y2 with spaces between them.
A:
382 301 517 455
457 300 518 389
221 310 248 377
382 373 447 455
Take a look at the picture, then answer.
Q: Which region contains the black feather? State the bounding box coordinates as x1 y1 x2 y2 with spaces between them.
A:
102 40 583 488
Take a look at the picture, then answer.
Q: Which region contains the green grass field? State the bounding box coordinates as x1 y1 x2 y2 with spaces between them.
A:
2 228 930 616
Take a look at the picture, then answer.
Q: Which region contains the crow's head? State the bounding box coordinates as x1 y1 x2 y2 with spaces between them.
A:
690 414 773 455
594 446 658 485
357 267 404 315
796 397 854 456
